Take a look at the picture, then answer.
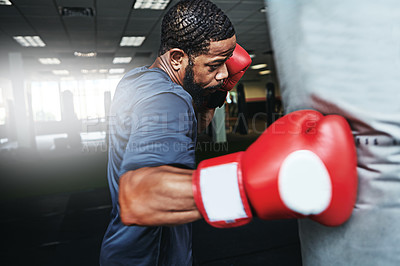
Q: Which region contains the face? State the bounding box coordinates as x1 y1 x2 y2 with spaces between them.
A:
183 35 236 107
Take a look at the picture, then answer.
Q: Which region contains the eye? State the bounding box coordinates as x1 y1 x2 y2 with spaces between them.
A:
208 64 222 72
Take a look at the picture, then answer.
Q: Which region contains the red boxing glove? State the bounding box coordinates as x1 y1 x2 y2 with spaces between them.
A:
205 43 252 108
222 43 252 91
192 110 358 228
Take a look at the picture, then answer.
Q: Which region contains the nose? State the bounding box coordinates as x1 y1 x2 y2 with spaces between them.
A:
216 63 229 82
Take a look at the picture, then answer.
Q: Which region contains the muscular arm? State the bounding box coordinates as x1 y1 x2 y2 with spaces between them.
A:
118 104 213 226
119 165 201 226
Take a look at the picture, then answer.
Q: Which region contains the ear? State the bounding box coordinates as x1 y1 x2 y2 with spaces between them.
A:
169 48 187 71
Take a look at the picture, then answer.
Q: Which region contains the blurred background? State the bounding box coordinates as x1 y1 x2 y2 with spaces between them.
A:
0 0 301 265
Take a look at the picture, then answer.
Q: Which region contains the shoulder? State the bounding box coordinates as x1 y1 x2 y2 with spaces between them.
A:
137 92 193 117
113 66 192 112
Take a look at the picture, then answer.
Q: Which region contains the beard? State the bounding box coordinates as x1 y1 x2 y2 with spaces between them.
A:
183 61 223 108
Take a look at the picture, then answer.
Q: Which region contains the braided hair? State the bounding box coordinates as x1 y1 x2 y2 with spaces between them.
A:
159 0 235 57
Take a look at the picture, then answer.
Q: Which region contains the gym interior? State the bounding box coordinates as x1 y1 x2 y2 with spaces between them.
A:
0 0 302 265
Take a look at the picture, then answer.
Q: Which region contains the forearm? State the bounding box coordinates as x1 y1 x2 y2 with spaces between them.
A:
119 165 201 226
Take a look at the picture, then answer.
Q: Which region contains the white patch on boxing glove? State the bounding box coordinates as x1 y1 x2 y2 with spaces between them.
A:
278 150 332 215
200 163 248 222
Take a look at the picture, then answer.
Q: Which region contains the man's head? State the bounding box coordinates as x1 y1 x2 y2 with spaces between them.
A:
159 0 236 107
159 0 235 58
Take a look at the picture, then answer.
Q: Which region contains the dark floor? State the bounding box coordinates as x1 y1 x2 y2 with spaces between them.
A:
0 131 302 266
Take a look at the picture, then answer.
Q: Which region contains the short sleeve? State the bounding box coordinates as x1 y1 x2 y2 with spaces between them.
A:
119 92 196 176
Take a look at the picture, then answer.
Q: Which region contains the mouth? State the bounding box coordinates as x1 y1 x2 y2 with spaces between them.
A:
203 88 218 96
203 82 223 95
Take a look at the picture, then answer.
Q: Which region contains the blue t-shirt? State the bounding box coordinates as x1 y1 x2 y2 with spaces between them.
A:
100 66 197 266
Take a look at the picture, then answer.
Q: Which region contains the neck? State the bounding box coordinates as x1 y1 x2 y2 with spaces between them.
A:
150 54 183 86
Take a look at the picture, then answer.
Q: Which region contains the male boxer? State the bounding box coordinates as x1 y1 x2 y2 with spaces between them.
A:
266 0 400 265
100 0 357 265
100 1 251 264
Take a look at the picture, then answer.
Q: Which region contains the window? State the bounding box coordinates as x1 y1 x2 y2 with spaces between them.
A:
0 87 5 125
59 78 118 120
31 81 62 121
30 78 119 123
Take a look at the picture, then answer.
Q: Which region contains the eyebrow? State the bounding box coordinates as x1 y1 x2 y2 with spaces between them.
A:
209 49 235 64
209 58 227 64
221 47 235 57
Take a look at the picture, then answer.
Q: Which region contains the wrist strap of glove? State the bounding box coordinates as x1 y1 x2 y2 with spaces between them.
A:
193 152 253 228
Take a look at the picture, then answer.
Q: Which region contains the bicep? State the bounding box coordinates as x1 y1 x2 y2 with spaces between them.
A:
119 92 196 176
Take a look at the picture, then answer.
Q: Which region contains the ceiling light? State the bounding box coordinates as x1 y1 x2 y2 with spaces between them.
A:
81 69 97 74
251 64 268 70
0 0 12 5
259 70 271 75
133 0 171 10
109 68 125 74
74 51 97 57
38 58 61 65
60 7 94 17
52 70 69 75
13 36 46 47
113 57 132 64
99 69 108 74
120 36 145 47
